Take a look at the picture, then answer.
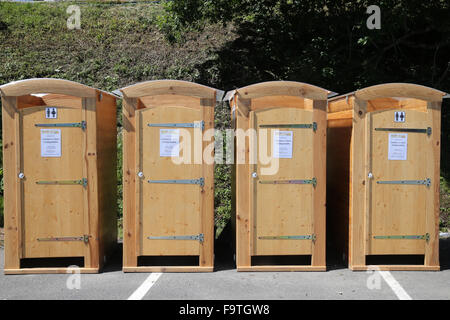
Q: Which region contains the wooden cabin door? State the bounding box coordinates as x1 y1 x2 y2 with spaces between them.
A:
136 106 204 256
20 105 87 258
251 108 316 256
367 109 432 255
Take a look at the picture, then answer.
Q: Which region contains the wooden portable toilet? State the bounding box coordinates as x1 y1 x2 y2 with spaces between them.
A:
1 78 118 274
120 80 221 272
327 83 446 271
227 81 334 271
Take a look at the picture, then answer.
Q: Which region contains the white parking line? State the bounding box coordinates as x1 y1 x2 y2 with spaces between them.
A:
127 273 162 300
379 271 412 300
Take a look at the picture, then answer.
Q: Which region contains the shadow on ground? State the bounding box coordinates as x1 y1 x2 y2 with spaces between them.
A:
85 235 450 273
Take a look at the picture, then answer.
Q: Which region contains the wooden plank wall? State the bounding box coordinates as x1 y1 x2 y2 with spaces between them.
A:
2 96 20 270
230 108 237 262
233 92 327 270
122 95 138 268
233 96 251 269
200 94 215 268
82 96 100 269
122 90 214 271
2 83 118 273
328 92 442 271
327 96 353 266
349 97 367 268
312 100 327 267
425 101 441 268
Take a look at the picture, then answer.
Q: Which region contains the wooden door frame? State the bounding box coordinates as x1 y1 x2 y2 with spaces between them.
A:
122 92 215 272
82 96 100 270
234 94 327 271
19 105 86 259
350 98 441 271
3 94 100 274
133 107 208 258
134 108 142 258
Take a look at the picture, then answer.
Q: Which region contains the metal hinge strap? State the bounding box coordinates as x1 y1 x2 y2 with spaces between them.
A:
376 178 431 187
147 178 204 187
147 234 204 243
36 178 88 187
37 235 90 244
259 178 316 187
373 233 430 242
375 127 432 136
259 234 316 241
148 121 205 131
259 122 317 132
35 121 87 131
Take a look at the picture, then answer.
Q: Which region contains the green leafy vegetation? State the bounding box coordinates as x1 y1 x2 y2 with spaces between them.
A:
0 140 3 228
117 107 123 239
0 1 236 237
0 0 449 236
160 0 450 232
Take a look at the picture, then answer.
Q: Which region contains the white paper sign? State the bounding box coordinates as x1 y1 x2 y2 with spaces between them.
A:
41 129 61 157
388 133 407 160
273 130 293 159
160 129 180 157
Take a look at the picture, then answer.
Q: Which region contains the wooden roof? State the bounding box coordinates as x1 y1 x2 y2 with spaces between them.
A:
0 78 114 98
353 83 446 102
225 81 335 101
119 80 221 100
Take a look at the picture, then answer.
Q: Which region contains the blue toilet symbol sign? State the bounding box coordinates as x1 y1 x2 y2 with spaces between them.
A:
45 107 57 119
394 111 405 123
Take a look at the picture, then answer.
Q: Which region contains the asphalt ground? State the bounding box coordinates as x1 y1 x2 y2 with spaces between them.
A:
0 235 449 301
